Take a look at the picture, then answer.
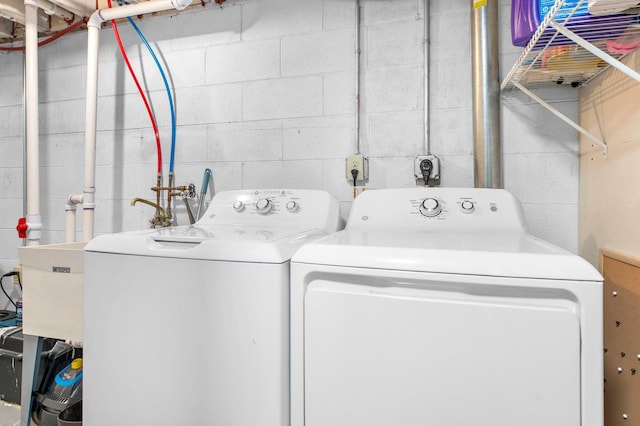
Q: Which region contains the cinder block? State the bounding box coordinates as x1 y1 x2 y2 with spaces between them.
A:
0 199 22 228
242 159 323 190
39 164 83 199
172 125 208 164
95 129 145 166
0 168 21 199
323 0 355 30
39 133 85 167
243 76 323 120
206 39 280 84
138 49 206 90
366 157 416 189
171 5 242 51
0 231 22 259
437 155 474 188
324 71 355 116
362 0 418 25
40 99 86 134
430 57 472 109
0 75 23 107
40 66 86 103
502 101 579 154
242 0 323 40
522 203 579 253
0 51 23 76
282 29 354 77
208 120 283 161
0 137 22 167
0 106 22 137
369 111 423 157
176 83 243 125
429 107 473 156
283 116 354 160
367 19 423 69
364 66 419 113
504 152 579 204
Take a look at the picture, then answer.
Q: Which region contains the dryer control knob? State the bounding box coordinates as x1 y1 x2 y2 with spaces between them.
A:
256 198 273 214
233 201 244 212
461 200 475 214
286 201 298 212
420 198 442 217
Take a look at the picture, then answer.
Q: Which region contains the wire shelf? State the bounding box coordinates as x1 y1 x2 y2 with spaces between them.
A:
502 0 640 90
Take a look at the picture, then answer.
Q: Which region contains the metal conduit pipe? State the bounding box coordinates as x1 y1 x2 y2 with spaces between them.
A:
354 0 361 153
423 0 430 155
471 0 501 188
80 0 190 241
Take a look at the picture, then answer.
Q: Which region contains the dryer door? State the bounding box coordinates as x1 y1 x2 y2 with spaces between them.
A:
304 274 581 426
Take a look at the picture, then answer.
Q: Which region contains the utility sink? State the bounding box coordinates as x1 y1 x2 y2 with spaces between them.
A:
17 243 85 342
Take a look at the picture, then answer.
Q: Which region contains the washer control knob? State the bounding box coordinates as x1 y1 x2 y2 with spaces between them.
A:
255 198 273 215
286 201 298 212
461 200 475 214
420 198 442 217
233 201 244 212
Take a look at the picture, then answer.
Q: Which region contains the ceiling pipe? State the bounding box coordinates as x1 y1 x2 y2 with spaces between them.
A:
471 0 501 188
1 0 49 29
34 0 75 21
79 0 191 242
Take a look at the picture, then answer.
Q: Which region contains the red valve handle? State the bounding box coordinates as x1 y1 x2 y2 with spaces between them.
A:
16 217 28 239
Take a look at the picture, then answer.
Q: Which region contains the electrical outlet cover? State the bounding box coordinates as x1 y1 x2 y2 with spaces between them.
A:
346 154 368 182
414 155 440 181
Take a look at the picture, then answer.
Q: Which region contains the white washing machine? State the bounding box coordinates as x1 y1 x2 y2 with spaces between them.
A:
291 188 603 426
83 189 341 426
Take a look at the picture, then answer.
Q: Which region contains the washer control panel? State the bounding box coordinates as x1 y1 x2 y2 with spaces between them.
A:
348 188 527 233
198 189 342 233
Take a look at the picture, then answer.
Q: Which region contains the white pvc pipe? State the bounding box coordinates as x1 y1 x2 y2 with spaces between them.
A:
82 23 99 242
80 0 191 242
65 194 83 243
35 0 74 20
24 0 42 246
65 207 77 243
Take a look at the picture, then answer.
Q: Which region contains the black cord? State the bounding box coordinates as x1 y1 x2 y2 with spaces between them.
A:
0 272 18 310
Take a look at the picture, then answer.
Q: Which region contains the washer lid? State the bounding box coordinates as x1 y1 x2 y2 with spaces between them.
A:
292 230 603 282
85 224 324 263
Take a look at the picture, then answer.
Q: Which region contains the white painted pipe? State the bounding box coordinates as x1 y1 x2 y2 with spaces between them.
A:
80 0 191 242
88 0 191 27
24 0 42 246
1 0 50 29
35 0 74 20
65 194 83 243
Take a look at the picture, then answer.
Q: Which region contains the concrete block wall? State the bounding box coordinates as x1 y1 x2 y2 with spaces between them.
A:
0 0 581 307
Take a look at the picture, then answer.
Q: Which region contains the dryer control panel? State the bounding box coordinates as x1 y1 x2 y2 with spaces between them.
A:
198 189 343 234
347 187 528 233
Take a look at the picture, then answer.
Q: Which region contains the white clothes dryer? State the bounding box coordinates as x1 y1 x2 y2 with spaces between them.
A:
291 188 603 426
84 189 341 426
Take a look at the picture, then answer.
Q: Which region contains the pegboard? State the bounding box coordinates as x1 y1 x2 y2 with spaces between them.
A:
602 250 640 425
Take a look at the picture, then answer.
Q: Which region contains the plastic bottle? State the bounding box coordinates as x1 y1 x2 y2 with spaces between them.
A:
16 298 22 326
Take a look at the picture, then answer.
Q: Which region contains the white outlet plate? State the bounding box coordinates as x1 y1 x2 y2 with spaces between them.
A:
414 155 440 182
346 154 368 182
13 264 22 285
